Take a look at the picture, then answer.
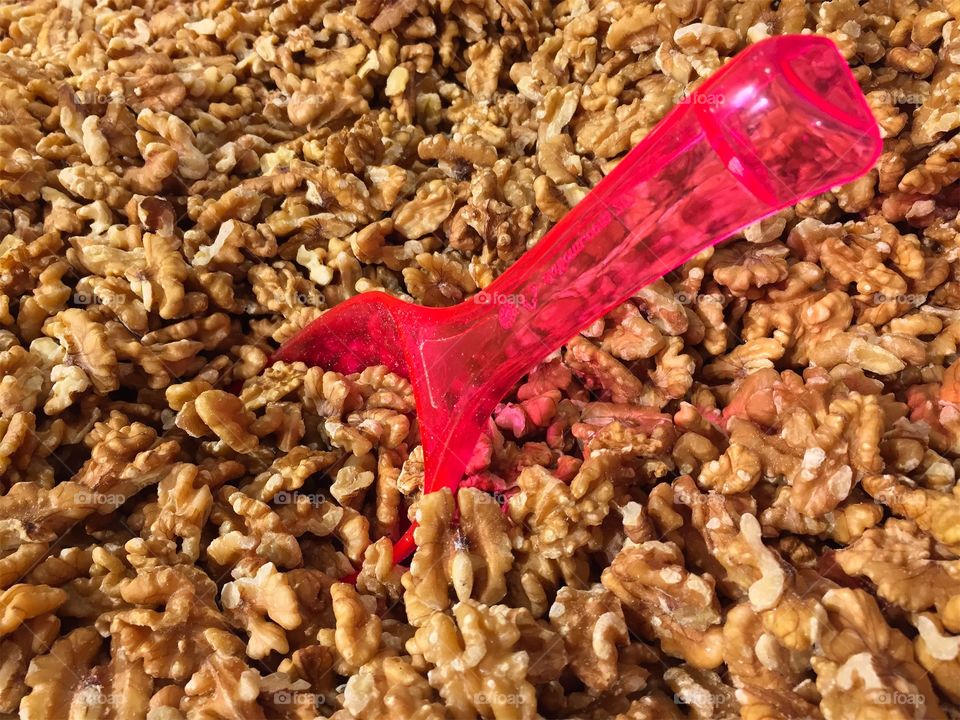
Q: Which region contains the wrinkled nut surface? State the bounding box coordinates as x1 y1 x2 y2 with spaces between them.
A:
1 0 960 718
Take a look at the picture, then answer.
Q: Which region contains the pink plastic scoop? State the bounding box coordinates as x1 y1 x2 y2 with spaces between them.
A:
274 35 882 563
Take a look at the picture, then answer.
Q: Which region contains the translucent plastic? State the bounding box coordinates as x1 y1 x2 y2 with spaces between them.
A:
274 35 882 563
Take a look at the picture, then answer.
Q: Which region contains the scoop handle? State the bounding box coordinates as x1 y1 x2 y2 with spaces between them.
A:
395 35 881 562
468 35 880 372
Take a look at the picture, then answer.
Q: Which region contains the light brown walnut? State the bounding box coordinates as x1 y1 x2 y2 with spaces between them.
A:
602 540 723 669
548 585 627 692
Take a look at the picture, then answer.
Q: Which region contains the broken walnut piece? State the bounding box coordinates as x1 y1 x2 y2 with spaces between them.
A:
813 588 945 719
406 601 542 720
327 582 382 675
835 518 960 633
402 487 514 626
548 585 628 692
110 566 244 681
601 540 723 669
914 612 960 704
674 476 787 611
863 473 960 554
221 562 303 660
337 655 445 720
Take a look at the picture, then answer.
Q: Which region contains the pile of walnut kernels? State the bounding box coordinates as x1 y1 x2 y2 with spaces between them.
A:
2 0 960 718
